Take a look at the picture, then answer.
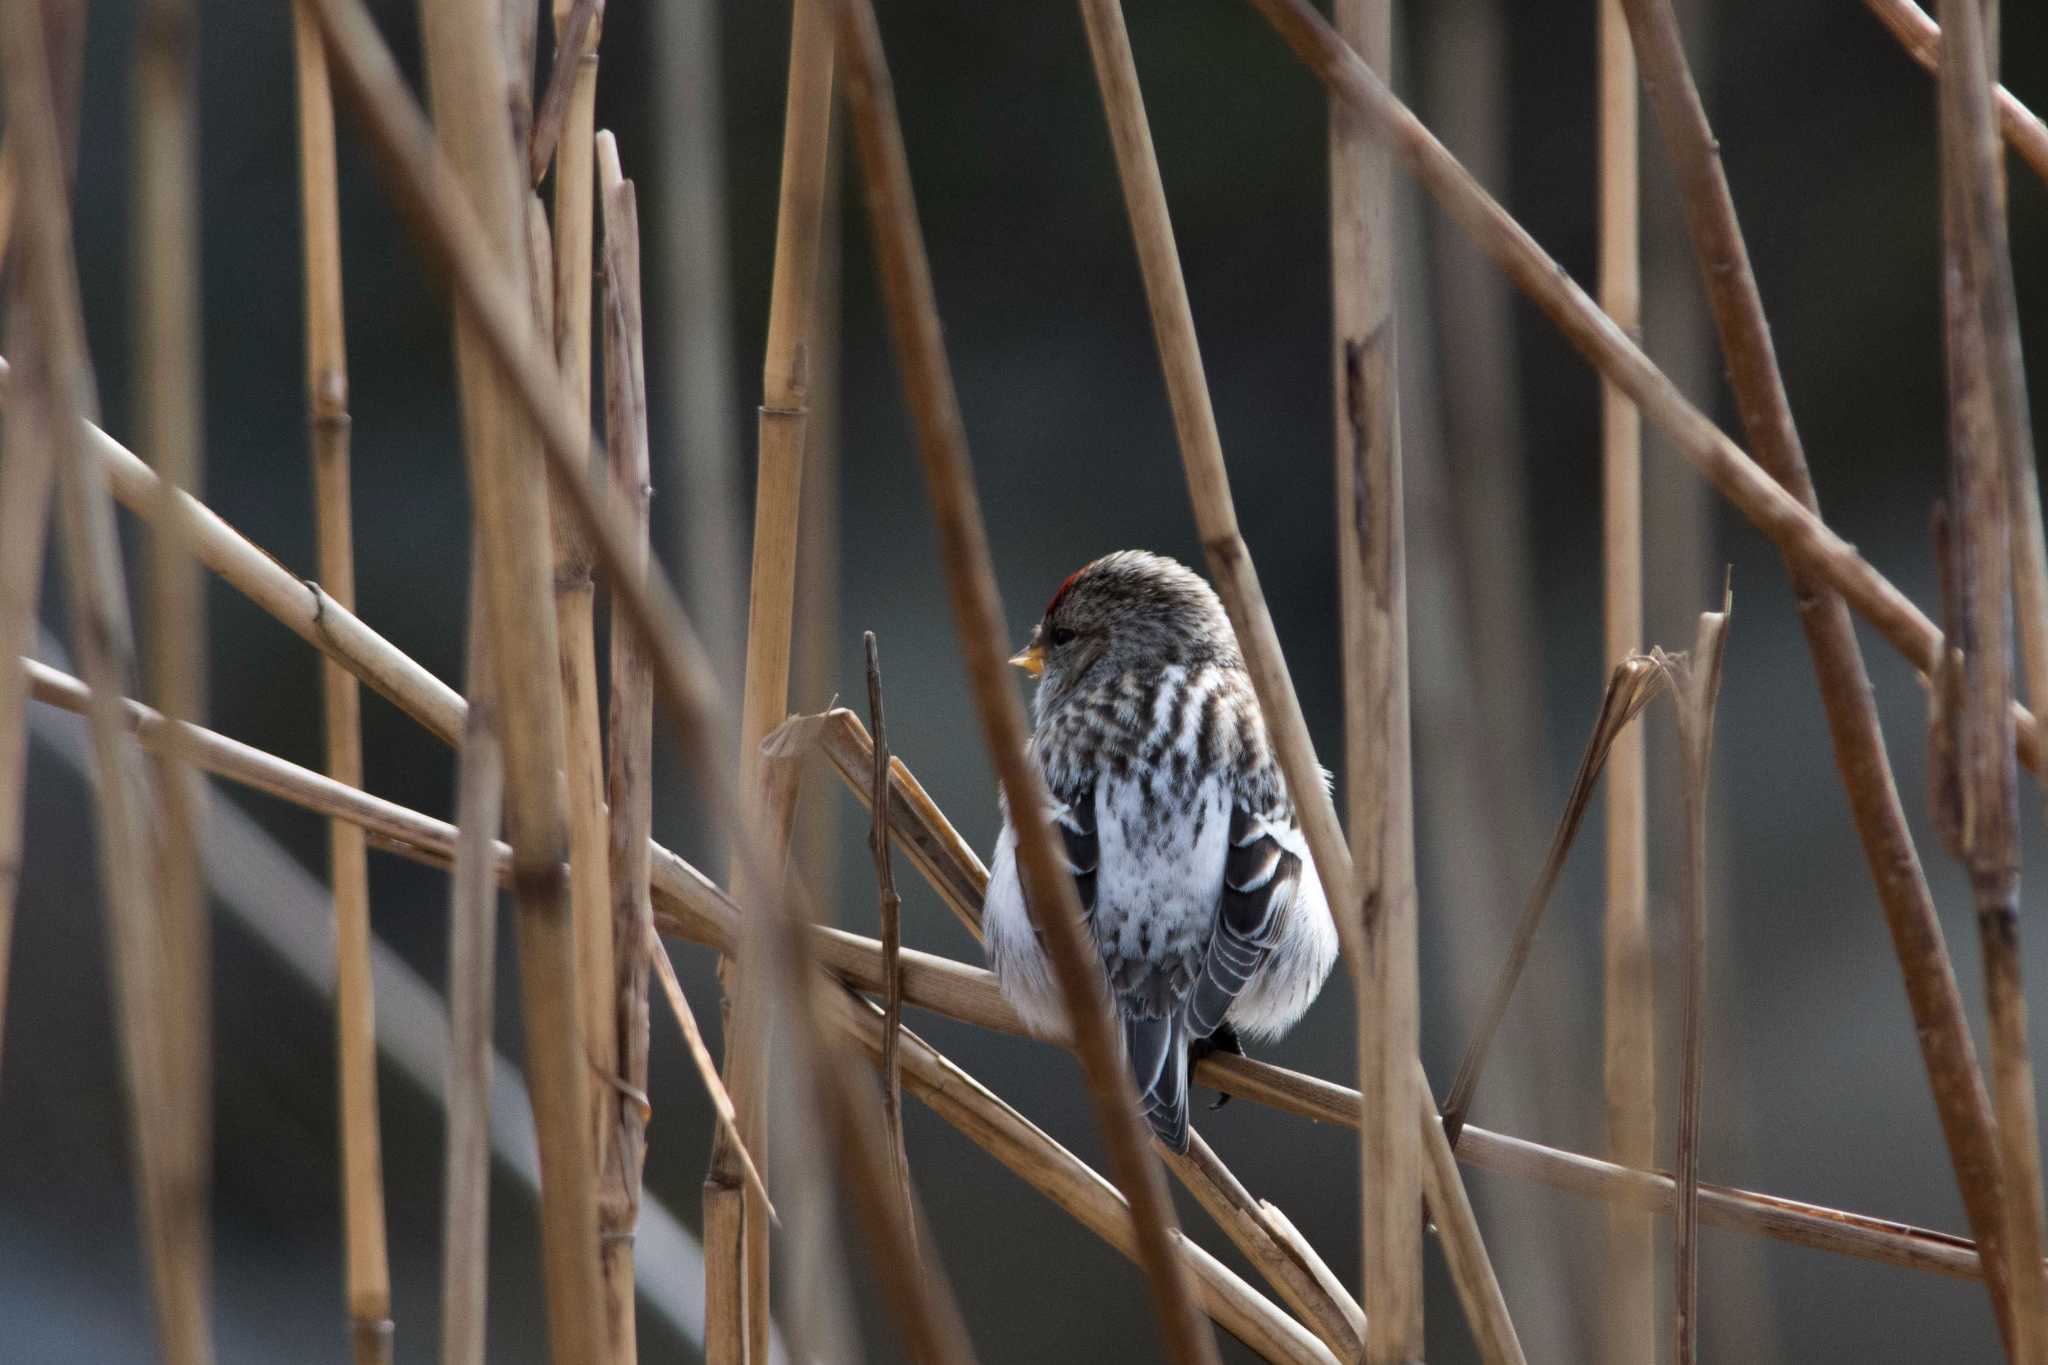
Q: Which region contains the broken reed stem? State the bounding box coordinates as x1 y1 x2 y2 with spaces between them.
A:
289 6 392 1358
527 0 599 187
1596 8 1655 1360
441 569 503 1365
1939 0 2048 1356
411 0 608 1357
1165 1134 1366 1360
649 933 772 1214
1242 0 2048 777
3 3 210 1358
1328 0 1424 1347
25 653 2025 1298
720 4 835 1352
1077 2 1520 1352
1613 0 2019 1340
531 1 625 1348
134 6 215 1343
1654 598 1733 1365
864 632 915 1251
598 128 653 1364
1860 0 2048 187
824 988 1335 1365
835 2 1220 1359
1440 656 1666 1145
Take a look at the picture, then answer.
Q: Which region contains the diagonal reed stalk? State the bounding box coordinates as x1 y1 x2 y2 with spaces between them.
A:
1652 595 1733 1365
598 127 654 1365
1440 656 1666 1146
1860 0 2048 185
1938 0 2048 1356
529 5 626 1351
288 6 392 1359
1243 0 2048 778
717 1 836 1353
3 2 211 1358
1613 0 2021 1341
411 0 608 1357
26 652 2034 1296
1327 0 1423 1347
1596 5 1655 1361
440 559 504 1365
835 0 1220 1358
1076 3 1520 1355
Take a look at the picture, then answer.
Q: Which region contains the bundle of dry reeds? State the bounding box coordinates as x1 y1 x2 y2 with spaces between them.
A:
4 0 2048 1360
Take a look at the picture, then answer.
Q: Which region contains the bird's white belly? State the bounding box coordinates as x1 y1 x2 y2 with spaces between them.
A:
1092 774 1231 1008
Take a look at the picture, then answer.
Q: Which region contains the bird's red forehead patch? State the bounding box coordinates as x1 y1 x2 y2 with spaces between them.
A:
1045 567 1085 619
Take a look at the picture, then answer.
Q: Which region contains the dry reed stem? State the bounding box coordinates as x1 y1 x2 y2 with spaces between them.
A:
1612 0 2020 1341
4 3 209 1355
1077 4 1524 1353
1242 0 2048 778
647 933 771 1213
1165 1134 1366 1359
864 633 915 1250
1861 0 2048 186
1651 595 1733 1365
527 0 599 187
133 6 215 1337
26 652 2022 1297
306 9 958 1353
0 314 55 1079
1441 656 1665 1146
411 0 607 1356
836 1 1221 1358
440 573 503 1365
1327 0 1423 1345
1939 0 2048 1354
822 987 1336 1365
289 6 392 1357
722 4 836 1353
1596 4 1654 1360
598 128 653 1362
533 9 621 1344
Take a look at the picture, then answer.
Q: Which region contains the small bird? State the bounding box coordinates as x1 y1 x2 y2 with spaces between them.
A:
984 550 1339 1152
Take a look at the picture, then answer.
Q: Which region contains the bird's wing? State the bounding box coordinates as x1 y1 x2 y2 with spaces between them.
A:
1186 800 1301 1040
1053 784 1099 913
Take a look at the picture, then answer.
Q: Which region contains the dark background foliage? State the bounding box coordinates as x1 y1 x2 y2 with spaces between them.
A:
8 0 2048 1359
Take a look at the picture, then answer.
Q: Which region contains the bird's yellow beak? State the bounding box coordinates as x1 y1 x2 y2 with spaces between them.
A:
1009 641 1046 678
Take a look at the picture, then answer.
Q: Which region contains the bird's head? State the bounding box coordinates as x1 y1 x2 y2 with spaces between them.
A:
1011 550 1236 714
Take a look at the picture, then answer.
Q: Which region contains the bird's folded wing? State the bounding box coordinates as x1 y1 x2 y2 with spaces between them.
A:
1186 802 1299 1039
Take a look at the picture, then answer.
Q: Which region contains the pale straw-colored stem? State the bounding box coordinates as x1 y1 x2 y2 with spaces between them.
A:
289 6 391 1358
411 0 607 1355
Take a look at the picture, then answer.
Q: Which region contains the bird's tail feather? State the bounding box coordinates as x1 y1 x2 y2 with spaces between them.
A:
1125 1013 1191 1153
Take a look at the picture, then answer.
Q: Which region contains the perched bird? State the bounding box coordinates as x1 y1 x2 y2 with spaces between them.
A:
984 550 1339 1152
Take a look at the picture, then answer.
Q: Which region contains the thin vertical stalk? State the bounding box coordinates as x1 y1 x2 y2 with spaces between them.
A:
1598 4 1654 1359
598 129 652 1365
537 0 623 1346
864 632 913 1249
836 1 1220 1359
722 2 836 1354
1612 0 2019 1342
290 7 392 1360
1940 0 2048 1357
440 568 503 1365
4 2 209 1358
0 324 54 1082
1654 601 1732 1365
1330 0 1422 1350
412 0 608 1358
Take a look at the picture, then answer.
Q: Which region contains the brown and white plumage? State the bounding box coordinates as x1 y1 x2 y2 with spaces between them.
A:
984 550 1338 1152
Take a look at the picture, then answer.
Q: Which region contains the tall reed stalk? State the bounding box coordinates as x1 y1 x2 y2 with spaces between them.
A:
289 6 392 1358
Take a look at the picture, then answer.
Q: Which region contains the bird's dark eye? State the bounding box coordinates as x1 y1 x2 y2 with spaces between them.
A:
1049 626 1076 647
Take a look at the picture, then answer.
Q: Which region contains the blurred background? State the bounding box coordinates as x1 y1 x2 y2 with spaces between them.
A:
9 0 2048 1359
